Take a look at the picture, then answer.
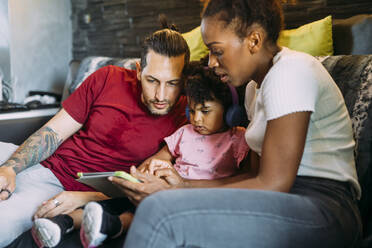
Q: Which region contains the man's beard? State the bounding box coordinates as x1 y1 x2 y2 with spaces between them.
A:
144 99 172 116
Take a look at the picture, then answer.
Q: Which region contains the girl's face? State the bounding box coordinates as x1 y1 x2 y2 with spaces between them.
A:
201 16 258 87
188 99 226 135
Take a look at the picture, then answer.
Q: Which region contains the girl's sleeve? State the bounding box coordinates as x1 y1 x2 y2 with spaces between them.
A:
164 125 186 157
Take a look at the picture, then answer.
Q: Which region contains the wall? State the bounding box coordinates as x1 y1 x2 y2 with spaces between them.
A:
283 0 372 28
71 0 203 60
9 0 72 102
71 0 372 61
0 0 10 87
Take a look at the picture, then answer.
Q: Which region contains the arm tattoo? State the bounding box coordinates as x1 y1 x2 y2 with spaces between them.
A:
2 126 63 174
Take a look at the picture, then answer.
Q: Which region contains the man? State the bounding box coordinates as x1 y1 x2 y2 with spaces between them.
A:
0 26 190 247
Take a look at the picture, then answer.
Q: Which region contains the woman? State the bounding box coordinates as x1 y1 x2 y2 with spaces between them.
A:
119 0 362 247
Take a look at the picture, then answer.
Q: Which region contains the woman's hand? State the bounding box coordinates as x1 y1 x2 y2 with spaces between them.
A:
33 191 108 219
110 166 184 206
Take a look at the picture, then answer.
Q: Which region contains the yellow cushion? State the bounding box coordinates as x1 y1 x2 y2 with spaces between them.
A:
183 16 333 60
277 15 333 56
182 26 209 61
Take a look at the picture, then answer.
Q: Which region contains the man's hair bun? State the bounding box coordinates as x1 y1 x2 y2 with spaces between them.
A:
158 14 179 32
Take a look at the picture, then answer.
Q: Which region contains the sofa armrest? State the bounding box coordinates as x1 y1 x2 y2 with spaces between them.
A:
68 56 139 95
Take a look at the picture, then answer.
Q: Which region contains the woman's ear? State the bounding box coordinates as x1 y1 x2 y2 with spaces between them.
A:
245 28 264 54
136 61 141 81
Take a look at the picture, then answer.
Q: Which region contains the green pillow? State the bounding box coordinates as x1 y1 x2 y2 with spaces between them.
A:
277 15 333 56
183 15 333 60
182 26 209 61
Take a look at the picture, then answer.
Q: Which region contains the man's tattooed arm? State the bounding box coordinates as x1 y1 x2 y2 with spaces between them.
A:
2 126 63 174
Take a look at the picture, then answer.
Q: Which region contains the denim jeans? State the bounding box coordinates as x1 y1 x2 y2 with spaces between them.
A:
124 176 362 248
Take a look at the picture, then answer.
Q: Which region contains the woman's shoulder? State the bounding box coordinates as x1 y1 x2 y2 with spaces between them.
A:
273 47 320 70
263 47 327 90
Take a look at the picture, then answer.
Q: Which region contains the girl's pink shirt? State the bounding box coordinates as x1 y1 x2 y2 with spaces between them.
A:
165 124 250 180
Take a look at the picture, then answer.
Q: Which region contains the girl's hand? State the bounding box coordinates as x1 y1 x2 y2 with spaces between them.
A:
147 159 173 175
153 166 185 187
138 158 173 175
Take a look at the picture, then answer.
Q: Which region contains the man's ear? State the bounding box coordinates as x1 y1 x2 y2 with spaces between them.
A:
135 61 141 81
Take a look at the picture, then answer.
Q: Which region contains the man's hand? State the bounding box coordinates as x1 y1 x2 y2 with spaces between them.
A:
0 166 16 201
33 191 107 219
110 166 174 206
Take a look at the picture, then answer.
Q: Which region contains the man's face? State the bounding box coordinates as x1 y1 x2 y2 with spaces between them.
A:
137 50 185 115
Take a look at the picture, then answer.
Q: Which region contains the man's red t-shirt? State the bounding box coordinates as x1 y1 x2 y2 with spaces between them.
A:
41 65 187 191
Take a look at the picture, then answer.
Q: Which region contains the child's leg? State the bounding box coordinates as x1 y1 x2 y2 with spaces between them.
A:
69 208 83 229
32 209 82 248
80 197 135 248
118 211 134 233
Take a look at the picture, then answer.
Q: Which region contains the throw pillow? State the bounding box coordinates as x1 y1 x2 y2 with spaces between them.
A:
182 26 209 61
277 15 333 56
182 16 333 60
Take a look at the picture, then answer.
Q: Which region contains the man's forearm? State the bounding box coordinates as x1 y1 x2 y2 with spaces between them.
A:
2 126 63 173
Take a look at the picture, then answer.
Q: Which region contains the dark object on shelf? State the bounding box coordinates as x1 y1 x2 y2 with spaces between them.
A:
0 101 28 113
25 101 60 110
25 100 41 109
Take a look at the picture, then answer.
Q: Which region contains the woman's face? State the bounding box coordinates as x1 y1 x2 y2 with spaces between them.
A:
201 16 257 87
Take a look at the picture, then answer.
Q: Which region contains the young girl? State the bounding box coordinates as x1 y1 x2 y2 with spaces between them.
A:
31 60 250 248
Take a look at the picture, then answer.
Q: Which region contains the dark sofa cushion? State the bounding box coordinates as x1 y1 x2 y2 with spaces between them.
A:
320 55 372 246
333 14 372 55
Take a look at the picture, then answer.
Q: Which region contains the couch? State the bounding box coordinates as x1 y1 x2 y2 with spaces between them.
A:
64 52 372 247
60 15 372 247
